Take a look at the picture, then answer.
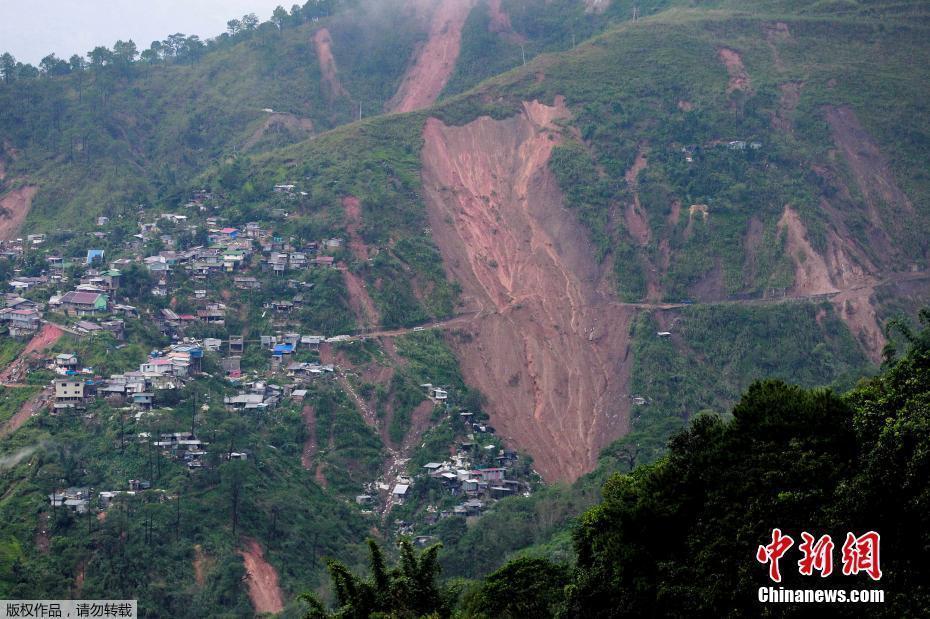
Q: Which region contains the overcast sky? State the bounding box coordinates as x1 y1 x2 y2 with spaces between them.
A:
0 0 291 64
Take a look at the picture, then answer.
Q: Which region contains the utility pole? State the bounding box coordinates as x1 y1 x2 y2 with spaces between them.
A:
521 45 526 65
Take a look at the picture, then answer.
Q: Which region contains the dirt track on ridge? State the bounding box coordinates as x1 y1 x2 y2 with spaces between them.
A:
388 0 477 113
420 98 634 482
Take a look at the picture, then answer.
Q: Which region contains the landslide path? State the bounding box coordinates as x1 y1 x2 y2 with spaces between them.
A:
0 185 37 241
239 538 284 615
388 0 477 113
421 98 634 482
313 28 351 100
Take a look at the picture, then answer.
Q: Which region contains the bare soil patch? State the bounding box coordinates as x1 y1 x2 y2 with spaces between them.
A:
824 105 913 241
717 47 752 94
239 538 284 615
778 206 837 296
301 405 318 470
313 28 351 100
243 113 313 151
0 185 38 241
388 0 477 113
421 98 634 481
487 0 524 42
344 270 382 328
193 544 210 587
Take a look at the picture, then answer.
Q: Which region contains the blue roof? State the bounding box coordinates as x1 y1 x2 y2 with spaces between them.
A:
272 344 294 355
86 249 105 264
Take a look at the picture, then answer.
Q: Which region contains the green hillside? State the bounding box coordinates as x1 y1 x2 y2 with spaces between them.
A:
0 0 928 615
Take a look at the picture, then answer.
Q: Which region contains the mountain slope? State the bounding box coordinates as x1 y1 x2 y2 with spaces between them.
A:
0 0 929 612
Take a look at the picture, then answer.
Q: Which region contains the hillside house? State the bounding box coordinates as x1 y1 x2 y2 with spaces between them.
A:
54 353 79 373
57 291 109 316
234 276 260 290
197 305 226 324
229 336 244 354
267 252 289 275
0 308 41 336
5 295 39 311
49 487 90 513
86 249 105 265
129 392 154 409
472 467 507 482
54 378 86 410
392 484 409 505
10 276 47 291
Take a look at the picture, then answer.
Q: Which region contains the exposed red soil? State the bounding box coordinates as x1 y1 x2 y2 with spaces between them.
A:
403 400 436 452
0 185 38 241
777 205 885 361
778 206 838 296
1 324 65 441
677 100 694 112
344 270 382 328
824 105 913 240
388 0 477 113
301 405 318 470
313 28 351 100
717 48 752 94
623 148 651 247
0 386 52 439
342 196 373 262
341 196 382 327
420 98 634 481
24 323 63 355
691 260 726 301
239 538 284 615
193 545 209 587
487 0 524 42
833 289 885 362
243 113 314 151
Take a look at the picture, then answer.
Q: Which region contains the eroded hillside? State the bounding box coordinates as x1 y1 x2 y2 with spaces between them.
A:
421 99 634 481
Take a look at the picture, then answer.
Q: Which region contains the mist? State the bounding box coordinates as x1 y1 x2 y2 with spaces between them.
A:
0 0 293 64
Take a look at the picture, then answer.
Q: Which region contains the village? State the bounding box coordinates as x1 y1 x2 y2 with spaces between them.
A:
0 185 535 541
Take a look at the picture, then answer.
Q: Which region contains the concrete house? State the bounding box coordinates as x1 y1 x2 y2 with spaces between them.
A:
54 378 86 410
